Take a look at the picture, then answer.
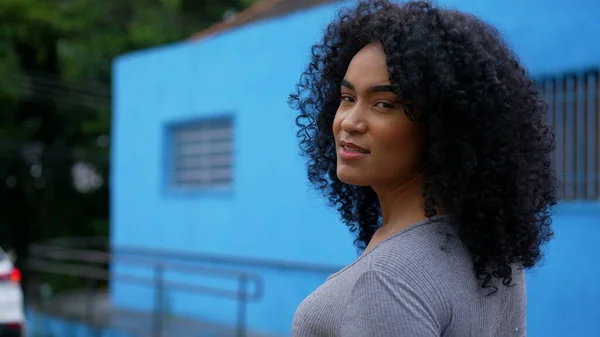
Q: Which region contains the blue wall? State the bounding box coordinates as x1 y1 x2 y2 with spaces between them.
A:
526 203 600 336
111 0 600 335
111 2 356 334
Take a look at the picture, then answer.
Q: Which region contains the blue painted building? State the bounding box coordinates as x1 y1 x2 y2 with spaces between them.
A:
111 0 600 336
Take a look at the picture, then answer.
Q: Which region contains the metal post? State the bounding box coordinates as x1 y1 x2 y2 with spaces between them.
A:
84 278 96 326
152 265 164 337
236 274 248 337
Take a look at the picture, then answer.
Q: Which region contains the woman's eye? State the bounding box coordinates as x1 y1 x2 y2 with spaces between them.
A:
341 95 354 103
376 101 394 109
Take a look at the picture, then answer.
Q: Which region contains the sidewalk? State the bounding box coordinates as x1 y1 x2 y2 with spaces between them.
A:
28 290 282 337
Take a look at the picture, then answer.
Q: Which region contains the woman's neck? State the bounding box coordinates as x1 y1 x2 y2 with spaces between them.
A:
374 173 427 233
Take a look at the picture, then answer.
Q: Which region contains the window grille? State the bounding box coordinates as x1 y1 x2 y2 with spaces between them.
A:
170 116 233 188
537 70 599 200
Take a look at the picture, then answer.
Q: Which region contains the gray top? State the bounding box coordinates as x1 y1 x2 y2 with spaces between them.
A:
291 217 526 337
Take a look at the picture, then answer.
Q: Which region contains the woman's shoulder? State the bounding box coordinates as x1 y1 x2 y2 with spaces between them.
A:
356 218 527 335
368 217 473 282
367 217 527 296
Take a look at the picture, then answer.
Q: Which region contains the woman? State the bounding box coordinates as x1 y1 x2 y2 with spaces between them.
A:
288 0 557 336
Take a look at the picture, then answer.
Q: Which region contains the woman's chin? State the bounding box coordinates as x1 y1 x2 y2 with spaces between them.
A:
336 169 370 186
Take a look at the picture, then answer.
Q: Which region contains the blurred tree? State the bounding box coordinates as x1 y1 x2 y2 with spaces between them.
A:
0 0 256 287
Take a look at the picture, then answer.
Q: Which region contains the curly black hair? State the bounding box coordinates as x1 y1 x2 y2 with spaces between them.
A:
289 0 558 292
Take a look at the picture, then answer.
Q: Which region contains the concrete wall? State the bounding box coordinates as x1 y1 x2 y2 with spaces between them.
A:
111 0 600 335
111 2 355 334
527 202 600 337
26 311 135 337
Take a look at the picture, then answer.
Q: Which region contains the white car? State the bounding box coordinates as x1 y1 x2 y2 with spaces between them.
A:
0 247 24 337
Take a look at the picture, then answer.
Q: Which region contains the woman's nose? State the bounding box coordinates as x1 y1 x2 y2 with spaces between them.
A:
340 107 367 134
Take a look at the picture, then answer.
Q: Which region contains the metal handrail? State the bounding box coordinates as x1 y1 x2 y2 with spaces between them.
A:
30 236 343 274
27 242 265 337
30 244 263 296
115 244 343 274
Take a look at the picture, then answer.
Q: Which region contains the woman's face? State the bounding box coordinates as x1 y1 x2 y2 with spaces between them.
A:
333 42 425 189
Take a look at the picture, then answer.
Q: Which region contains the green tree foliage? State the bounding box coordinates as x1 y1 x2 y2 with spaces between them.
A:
0 0 256 279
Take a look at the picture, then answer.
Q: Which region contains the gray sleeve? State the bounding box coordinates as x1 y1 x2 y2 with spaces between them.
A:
340 269 443 337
